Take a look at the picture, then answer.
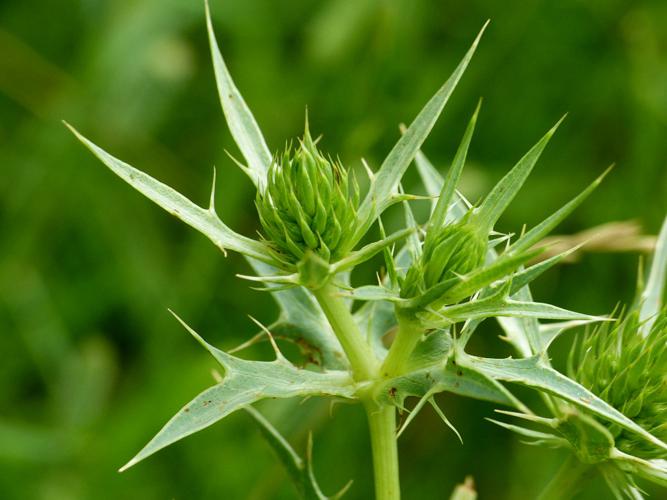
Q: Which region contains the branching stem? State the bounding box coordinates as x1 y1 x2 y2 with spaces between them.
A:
312 282 378 380
381 313 423 378
313 282 400 499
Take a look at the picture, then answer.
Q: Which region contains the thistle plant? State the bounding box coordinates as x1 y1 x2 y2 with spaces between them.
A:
66 4 667 499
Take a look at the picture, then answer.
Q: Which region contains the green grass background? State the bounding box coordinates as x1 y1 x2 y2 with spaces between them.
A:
1 0 666 498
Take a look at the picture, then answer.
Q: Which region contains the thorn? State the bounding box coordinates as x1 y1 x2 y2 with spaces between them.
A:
224 148 251 174
397 391 433 438
248 315 286 362
361 158 375 182
229 331 265 354
209 166 217 213
430 398 463 444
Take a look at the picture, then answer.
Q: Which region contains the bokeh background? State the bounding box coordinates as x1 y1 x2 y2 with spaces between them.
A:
1 0 666 498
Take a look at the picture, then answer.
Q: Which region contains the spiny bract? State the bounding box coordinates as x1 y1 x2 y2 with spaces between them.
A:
255 125 359 267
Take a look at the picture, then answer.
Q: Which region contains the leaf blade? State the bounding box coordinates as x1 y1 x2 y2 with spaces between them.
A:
66 123 270 262
206 1 272 188
354 21 488 242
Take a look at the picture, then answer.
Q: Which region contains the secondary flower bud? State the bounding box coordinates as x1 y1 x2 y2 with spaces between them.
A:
572 310 667 459
256 127 359 266
401 220 486 299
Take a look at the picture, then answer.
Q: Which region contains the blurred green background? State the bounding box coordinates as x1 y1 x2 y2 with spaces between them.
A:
1 0 666 498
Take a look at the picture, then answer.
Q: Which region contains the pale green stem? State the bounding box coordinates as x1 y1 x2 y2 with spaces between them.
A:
364 401 401 500
312 282 378 380
312 283 400 499
381 314 423 378
538 455 592 500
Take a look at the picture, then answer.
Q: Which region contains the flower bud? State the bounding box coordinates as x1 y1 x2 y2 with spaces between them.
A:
572 310 667 459
256 127 359 267
401 220 486 299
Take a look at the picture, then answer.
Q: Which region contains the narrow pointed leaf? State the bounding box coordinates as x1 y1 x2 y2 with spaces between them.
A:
438 248 543 305
66 123 271 262
432 296 603 327
354 21 488 243
487 419 569 447
462 354 667 452
510 166 612 254
508 245 582 295
431 100 481 230
473 116 565 234
120 318 354 471
640 214 667 336
206 2 272 188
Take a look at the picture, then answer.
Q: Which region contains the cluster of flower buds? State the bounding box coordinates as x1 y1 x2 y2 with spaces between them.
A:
255 125 359 268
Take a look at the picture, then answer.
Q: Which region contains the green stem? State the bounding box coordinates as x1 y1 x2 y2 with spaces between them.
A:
312 282 377 380
364 401 401 500
538 455 592 500
313 282 400 499
381 314 423 378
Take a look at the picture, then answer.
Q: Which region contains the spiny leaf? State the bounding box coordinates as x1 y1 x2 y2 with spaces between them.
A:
508 245 583 295
429 293 604 327
430 100 481 230
120 313 354 471
461 354 667 453
487 418 569 447
206 1 271 188
510 165 612 254
65 123 271 263
353 21 489 243
537 318 600 352
640 214 667 336
375 359 516 409
473 116 566 234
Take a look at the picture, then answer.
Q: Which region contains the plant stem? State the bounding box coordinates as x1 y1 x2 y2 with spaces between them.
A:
381 314 423 378
313 282 400 499
538 455 592 500
312 282 377 380
364 401 401 500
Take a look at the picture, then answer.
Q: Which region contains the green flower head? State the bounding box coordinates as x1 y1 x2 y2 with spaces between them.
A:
572 309 667 459
255 123 359 267
401 216 487 299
